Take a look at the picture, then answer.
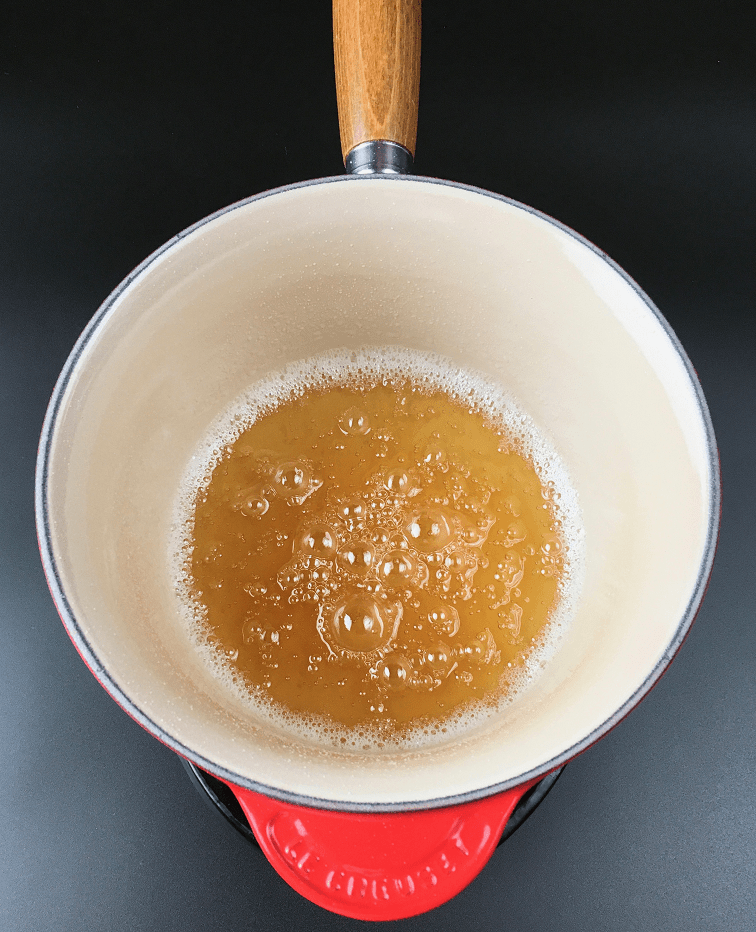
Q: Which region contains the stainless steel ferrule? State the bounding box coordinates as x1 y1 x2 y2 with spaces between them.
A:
345 140 413 175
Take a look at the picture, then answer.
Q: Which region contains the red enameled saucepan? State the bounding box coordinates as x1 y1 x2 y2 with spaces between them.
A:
35 0 719 919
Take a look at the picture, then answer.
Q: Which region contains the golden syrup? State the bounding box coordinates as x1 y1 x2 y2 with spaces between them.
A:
179 353 573 744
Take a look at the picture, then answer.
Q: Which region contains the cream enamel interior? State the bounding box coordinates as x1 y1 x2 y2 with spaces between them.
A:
43 178 714 807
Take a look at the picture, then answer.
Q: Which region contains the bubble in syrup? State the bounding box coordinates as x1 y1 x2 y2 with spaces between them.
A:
338 406 371 436
238 485 270 518
337 496 367 531
458 513 494 546
435 566 452 584
425 641 452 675
376 653 410 690
420 442 446 466
294 523 338 557
272 461 321 504
383 468 417 495
371 526 392 546
378 549 428 590
242 618 280 645
320 592 398 654
409 670 434 690
464 628 499 665
274 461 309 496
405 507 454 554
499 550 525 589
444 549 470 573
337 540 376 576
503 520 527 546
427 601 460 637
276 564 304 592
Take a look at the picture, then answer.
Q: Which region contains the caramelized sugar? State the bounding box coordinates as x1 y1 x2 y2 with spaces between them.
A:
182 361 571 742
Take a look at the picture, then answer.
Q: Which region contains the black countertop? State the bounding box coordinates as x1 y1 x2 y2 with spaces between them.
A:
2 2 754 929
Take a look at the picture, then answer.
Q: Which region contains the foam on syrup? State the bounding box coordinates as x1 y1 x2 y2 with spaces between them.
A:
170 347 584 751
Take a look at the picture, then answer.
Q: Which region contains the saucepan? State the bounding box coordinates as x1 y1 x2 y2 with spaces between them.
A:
35 0 719 921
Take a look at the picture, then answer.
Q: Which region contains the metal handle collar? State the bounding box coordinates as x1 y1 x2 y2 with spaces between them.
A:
345 140 413 175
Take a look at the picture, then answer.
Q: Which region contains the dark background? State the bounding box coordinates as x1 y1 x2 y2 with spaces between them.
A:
2 1 754 929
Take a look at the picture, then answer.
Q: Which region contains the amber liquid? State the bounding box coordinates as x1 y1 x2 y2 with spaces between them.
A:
186 375 566 742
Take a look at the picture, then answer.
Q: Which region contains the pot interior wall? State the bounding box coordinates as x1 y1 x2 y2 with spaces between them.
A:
44 177 714 807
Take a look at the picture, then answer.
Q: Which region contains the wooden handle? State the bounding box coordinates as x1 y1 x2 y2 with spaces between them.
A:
333 0 421 161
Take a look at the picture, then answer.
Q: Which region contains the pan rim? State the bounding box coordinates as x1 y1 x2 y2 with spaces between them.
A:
35 173 721 813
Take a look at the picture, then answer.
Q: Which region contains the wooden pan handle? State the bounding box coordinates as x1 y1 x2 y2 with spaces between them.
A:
333 0 421 163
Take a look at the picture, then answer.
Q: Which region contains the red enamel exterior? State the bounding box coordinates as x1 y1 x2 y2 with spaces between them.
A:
35 174 721 923
228 779 539 920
